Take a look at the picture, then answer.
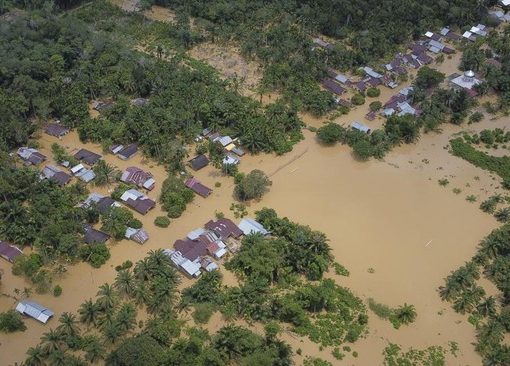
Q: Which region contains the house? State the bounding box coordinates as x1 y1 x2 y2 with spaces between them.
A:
130 98 148 107
399 86 414 97
0 241 22 263
84 225 110 244
17 147 46 166
403 54 421 69
500 0 510 6
362 67 383 79
321 78 345 95
40 166 71 186
215 136 233 147
427 39 446 54
450 70 482 96
45 123 69 138
353 81 367 92
92 100 114 112
445 32 461 41
81 193 120 213
462 31 476 42
204 218 243 240
185 177 212 198
238 218 270 236
397 102 417 116
189 155 209 171
120 167 155 190
74 149 101 165
232 146 245 157
470 24 487 37
195 232 228 259
116 144 138 160
351 121 371 134
125 227 149 244
366 77 382 87
223 154 240 166
174 239 208 262
72 164 96 183
334 73 350 85
120 189 156 215
312 37 333 50
200 257 219 272
163 249 201 278
489 10 510 23
415 52 433 65
365 111 376 121
15 300 54 324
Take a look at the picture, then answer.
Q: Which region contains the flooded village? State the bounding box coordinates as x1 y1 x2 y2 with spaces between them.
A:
1 0 510 365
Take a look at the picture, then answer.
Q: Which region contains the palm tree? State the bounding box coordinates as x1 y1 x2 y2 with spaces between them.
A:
395 303 417 325
25 345 45 366
477 296 497 318
78 299 100 327
103 321 121 344
133 282 150 307
40 329 65 356
116 303 137 333
114 269 135 298
46 349 67 366
57 312 80 338
96 283 117 313
92 160 117 187
82 335 105 364
134 258 151 282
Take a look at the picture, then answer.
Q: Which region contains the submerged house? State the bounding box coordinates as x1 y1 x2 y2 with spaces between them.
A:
84 225 110 245
74 149 102 166
204 218 243 240
185 177 212 198
41 166 71 186
45 123 69 138
189 154 209 171
351 121 371 134
163 249 201 278
71 163 96 183
0 241 22 263
120 189 156 215
125 227 149 244
321 78 346 95
450 70 482 96
80 193 120 214
120 167 155 190
17 147 46 166
238 218 270 236
16 300 54 324
111 144 138 160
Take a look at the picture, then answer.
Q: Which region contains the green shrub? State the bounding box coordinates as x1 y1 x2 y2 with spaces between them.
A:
366 87 381 98
154 216 171 228
369 101 382 112
192 303 215 324
333 262 350 276
53 285 62 297
351 94 366 106
79 244 111 268
316 123 344 144
0 310 26 333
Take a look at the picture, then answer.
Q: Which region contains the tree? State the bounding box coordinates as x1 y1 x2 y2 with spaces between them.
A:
40 329 65 355
96 283 117 313
234 169 272 201
0 310 26 333
369 101 382 112
395 303 417 325
93 160 118 187
351 93 365 105
352 139 373 160
82 335 106 364
316 123 343 144
415 66 445 89
78 299 100 327
115 269 135 298
106 335 165 366
25 345 45 366
366 87 381 97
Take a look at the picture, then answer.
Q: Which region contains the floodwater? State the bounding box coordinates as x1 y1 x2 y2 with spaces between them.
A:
1 108 508 364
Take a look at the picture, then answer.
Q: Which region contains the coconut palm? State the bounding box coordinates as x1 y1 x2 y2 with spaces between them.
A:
40 329 65 355
395 303 417 325
134 258 151 282
78 299 100 327
103 321 121 344
57 312 80 338
46 349 67 366
133 282 150 307
96 283 117 313
92 160 117 187
83 335 106 364
477 296 497 318
114 269 135 298
25 345 45 366
116 303 137 333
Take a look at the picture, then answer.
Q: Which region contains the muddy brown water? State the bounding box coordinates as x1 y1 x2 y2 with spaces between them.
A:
1 109 508 364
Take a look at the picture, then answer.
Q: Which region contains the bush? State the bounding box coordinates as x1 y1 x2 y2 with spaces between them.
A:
79 244 111 268
333 262 350 276
53 285 62 297
192 303 215 324
160 176 194 218
12 253 43 278
234 170 272 201
351 94 366 106
0 310 26 333
369 101 382 112
469 112 484 124
154 216 170 228
366 87 381 98
316 123 344 144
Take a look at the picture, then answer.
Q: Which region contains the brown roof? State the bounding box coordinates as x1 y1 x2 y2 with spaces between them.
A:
74 149 102 165
0 241 22 262
174 239 207 261
126 198 156 215
189 155 209 171
185 178 212 198
204 218 243 239
84 226 110 244
45 124 70 137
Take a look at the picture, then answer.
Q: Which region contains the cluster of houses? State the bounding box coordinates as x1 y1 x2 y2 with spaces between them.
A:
200 128 245 163
381 86 420 118
0 241 54 325
164 217 270 278
462 23 488 42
